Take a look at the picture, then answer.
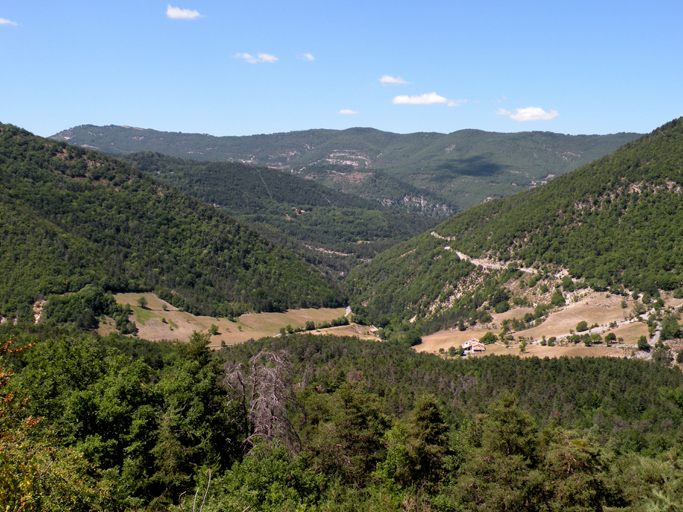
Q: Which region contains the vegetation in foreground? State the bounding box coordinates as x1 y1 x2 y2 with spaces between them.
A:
3 325 683 510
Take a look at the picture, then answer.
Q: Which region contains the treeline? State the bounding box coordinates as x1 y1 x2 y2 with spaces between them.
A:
0 124 342 320
53 124 639 212
4 328 683 510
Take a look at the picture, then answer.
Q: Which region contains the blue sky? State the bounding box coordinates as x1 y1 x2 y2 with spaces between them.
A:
2 1 682 138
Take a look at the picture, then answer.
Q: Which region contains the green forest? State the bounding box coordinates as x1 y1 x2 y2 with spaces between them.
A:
0 124 342 321
3 118 683 510
346 118 683 330
3 326 683 510
120 152 437 275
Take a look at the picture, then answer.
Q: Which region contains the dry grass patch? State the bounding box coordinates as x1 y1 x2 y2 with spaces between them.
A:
417 290 683 360
110 293 348 347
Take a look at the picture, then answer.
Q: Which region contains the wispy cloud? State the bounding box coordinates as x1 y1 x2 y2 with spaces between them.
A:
166 5 202 20
496 106 559 122
235 53 279 64
380 75 408 85
393 92 466 107
0 18 18 26
447 99 467 107
339 109 359 115
302 53 315 61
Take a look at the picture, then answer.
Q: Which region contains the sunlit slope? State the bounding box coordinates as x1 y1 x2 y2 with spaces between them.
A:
346 118 683 326
53 124 640 212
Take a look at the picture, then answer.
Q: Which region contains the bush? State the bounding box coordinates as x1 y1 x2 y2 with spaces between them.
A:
550 291 566 308
576 321 589 332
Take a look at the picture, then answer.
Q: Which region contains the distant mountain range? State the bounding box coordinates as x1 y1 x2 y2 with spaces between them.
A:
52 125 640 213
346 118 683 330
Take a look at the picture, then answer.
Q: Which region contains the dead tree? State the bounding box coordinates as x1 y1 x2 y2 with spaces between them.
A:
223 349 300 453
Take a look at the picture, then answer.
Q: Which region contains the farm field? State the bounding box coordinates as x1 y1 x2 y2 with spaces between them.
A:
110 293 348 347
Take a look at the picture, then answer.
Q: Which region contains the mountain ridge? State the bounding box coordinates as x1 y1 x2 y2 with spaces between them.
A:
0 123 342 321
52 124 640 212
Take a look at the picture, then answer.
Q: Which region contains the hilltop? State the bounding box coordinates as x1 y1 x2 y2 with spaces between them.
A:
346 118 683 334
0 123 342 322
52 124 640 213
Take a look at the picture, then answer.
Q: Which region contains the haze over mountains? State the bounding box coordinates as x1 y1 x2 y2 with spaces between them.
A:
52 124 640 214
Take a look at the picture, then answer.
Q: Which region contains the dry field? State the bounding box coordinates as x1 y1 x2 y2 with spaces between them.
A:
111 293 348 347
109 292 682 364
418 291 683 360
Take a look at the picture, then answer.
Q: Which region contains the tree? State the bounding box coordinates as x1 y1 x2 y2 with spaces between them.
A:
137 296 148 309
224 349 299 453
576 320 589 332
0 340 107 509
480 332 497 345
453 392 542 510
637 336 650 352
660 315 680 340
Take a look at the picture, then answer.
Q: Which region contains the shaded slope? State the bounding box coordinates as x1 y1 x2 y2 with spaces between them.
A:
0 124 341 320
120 152 437 271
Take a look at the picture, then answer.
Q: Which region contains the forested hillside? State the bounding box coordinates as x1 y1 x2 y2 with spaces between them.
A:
347 118 683 330
121 152 437 274
0 123 341 321
4 327 683 510
52 124 639 212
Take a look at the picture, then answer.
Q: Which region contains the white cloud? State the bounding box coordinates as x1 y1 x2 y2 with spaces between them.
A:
0 18 18 26
393 92 447 105
496 106 559 122
166 5 202 19
235 53 278 64
339 109 359 115
302 53 315 61
380 75 408 85
392 92 466 107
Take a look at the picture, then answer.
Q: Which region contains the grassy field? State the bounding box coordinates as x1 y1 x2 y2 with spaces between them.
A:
111 293 348 347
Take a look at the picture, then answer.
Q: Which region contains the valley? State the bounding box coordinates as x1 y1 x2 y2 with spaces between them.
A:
3 119 683 511
52 124 640 213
